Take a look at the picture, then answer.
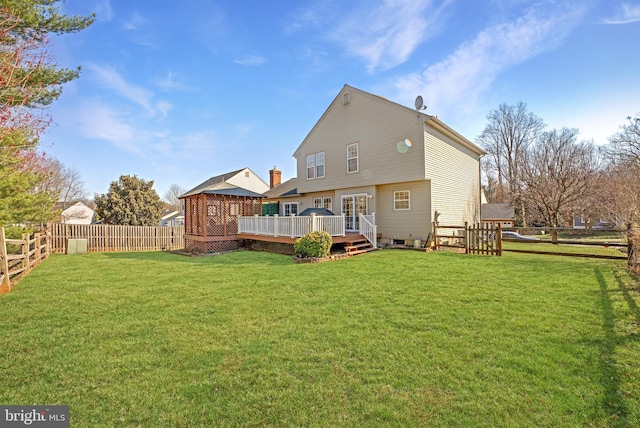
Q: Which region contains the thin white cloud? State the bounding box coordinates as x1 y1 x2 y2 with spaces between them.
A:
329 0 453 72
86 63 170 117
123 11 147 31
392 2 588 117
284 3 335 34
153 72 195 92
95 0 114 22
233 55 268 66
75 101 141 155
603 2 640 24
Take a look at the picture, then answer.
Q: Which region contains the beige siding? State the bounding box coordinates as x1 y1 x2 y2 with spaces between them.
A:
295 87 425 194
376 181 431 242
424 127 481 225
227 168 270 194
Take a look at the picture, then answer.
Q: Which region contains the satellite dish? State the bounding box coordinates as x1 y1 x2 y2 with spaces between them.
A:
415 95 424 111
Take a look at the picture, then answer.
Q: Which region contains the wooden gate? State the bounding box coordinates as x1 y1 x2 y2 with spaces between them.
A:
433 222 501 256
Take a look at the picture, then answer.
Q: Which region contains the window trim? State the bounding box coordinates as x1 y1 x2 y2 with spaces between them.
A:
347 143 359 174
393 190 410 211
306 154 315 180
315 152 325 179
313 197 332 211
283 202 299 216
306 151 325 180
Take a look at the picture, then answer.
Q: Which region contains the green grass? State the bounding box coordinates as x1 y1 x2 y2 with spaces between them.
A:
1 250 639 427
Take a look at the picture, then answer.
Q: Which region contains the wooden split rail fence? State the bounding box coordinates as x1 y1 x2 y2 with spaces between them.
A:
46 223 184 253
0 228 49 293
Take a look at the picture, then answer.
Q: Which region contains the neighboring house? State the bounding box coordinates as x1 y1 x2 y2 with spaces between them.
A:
573 216 614 230
181 167 268 252
159 210 184 227
265 84 485 245
59 201 96 225
481 203 515 228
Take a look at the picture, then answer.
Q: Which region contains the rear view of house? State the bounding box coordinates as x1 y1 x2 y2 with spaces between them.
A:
266 84 485 246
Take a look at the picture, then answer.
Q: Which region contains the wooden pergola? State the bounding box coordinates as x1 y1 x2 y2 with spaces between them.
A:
182 189 264 253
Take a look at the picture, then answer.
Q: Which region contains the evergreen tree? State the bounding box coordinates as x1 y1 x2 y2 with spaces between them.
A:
95 175 164 226
0 1 94 235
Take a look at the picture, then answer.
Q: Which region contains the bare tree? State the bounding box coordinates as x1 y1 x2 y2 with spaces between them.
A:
602 113 640 227
607 113 640 165
164 184 186 212
521 128 601 228
21 155 87 208
477 102 545 225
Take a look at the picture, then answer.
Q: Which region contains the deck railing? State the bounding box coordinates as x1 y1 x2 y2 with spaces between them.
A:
238 214 346 238
359 213 377 248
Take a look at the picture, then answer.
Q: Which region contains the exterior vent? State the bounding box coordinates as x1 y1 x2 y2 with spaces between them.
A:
343 92 350 106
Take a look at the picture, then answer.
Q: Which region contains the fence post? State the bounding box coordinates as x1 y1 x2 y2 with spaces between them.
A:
628 223 635 269
0 228 10 292
21 233 29 277
33 232 41 266
432 221 438 250
497 223 502 256
464 222 469 254
273 214 279 237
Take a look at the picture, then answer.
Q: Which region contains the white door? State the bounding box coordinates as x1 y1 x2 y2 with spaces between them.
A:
341 194 368 231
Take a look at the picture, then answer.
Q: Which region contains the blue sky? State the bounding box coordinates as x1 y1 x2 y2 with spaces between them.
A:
45 0 640 199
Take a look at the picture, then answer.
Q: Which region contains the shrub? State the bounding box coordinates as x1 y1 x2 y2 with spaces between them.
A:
294 231 332 258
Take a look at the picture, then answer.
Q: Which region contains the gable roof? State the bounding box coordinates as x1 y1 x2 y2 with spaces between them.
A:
181 169 245 197
181 167 267 198
262 177 298 199
293 84 485 158
481 203 515 220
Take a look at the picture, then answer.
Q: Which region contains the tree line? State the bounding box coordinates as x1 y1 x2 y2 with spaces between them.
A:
478 102 639 229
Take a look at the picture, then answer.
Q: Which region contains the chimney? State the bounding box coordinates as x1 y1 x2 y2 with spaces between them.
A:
269 167 281 189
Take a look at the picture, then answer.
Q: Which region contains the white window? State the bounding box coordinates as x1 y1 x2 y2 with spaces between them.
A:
347 143 358 173
283 202 299 216
394 191 410 210
306 154 315 180
306 152 325 180
313 197 332 210
315 152 325 178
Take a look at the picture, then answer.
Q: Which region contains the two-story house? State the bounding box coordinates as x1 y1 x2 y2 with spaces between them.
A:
266 84 485 245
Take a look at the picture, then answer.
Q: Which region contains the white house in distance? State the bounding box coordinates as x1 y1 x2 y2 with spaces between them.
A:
60 201 96 225
263 84 485 245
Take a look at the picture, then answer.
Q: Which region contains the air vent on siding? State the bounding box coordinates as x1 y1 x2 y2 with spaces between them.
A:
343 92 350 106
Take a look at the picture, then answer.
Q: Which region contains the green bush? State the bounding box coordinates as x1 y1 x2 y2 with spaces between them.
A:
294 231 332 258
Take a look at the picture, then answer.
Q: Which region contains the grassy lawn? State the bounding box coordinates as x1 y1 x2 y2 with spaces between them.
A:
1 250 639 427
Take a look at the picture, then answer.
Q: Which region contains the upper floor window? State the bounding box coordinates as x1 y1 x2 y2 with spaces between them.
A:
347 143 358 173
306 152 325 180
394 190 410 210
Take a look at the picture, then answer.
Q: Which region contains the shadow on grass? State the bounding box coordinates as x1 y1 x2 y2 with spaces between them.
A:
593 267 640 423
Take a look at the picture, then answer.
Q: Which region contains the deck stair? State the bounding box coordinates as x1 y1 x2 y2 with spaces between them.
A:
343 236 376 256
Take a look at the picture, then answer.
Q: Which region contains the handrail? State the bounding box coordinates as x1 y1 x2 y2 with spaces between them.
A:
358 214 377 248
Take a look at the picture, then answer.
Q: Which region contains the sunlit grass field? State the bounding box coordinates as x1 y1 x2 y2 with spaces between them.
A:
1 250 639 427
